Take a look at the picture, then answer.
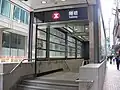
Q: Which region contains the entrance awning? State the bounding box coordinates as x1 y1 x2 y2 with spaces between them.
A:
20 0 96 11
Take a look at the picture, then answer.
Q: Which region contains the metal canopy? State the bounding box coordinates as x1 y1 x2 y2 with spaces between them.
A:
20 0 96 11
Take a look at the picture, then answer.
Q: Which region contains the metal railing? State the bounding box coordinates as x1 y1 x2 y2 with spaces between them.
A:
0 58 35 76
82 60 90 66
63 60 71 71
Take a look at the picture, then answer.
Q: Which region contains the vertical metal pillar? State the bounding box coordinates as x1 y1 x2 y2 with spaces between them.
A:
75 39 77 59
0 30 2 56
28 12 34 61
35 25 38 76
93 2 100 63
65 33 68 59
46 25 50 60
88 4 99 63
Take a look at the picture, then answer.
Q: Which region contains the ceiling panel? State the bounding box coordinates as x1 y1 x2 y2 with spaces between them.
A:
21 0 96 10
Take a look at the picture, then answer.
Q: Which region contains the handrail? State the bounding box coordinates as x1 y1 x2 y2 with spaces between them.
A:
0 58 35 75
63 60 71 71
75 79 94 83
82 60 90 66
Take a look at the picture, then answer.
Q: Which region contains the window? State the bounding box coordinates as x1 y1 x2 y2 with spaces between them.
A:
2 31 10 48
2 31 11 56
1 0 11 17
0 0 2 13
20 9 25 23
2 31 26 57
13 6 20 21
25 12 29 24
13 5 29 24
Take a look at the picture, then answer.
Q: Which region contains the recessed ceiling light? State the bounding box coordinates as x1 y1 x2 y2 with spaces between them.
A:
61 0 66 1
41 1 47 4
75 28 78 31
85 27 88 30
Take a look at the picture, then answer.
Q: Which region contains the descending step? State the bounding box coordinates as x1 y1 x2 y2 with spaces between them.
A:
17 72 79 90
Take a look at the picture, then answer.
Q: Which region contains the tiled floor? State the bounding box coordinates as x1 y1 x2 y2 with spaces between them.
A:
103 61 120 90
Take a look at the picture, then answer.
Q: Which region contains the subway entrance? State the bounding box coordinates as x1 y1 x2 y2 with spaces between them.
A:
31 6 90 75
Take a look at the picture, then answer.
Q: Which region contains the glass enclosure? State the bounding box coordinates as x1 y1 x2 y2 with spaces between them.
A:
35 25 84 60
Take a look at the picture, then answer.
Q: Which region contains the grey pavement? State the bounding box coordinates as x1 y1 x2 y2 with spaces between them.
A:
103 61 120 90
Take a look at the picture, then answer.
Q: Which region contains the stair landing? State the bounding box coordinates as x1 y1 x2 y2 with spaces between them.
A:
37 72 79 81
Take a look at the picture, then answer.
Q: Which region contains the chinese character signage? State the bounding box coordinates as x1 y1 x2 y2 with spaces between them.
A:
69 10 79 19
35 7 88 22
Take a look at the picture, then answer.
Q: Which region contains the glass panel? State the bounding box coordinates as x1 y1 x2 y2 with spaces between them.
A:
68 42 75 47
2 48 10 56
1 0 11 17
37 39 46 49
50 28 65 39
37 30 46 40
77 49 81 53
17 35 25 49
99 11 106 61
2 31 10 48
18 49 25 56
13 6 20 21
67 47 75 53
77 41 82 56
11 33 18 48
68 52 75 58
11 48 17 56
37 50 46 58
2 31 26 58
50 51 55 57
20 9 25 23
0 0 1 13
77 54 81 58
50 35 65 45
50 51 65 58
50 43 65 51
68 36 75 43
25 12 29 24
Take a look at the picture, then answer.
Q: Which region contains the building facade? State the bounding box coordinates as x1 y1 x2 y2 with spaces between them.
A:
0 0 31 62
113 0 120 54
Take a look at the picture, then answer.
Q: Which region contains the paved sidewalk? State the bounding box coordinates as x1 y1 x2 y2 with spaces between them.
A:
103 62 120 90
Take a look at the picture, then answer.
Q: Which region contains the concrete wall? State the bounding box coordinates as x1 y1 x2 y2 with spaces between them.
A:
0 59 83 90
37 59 83 73
79 60 106 90
2 62 34 90
0 14 29 36
0 64 3 90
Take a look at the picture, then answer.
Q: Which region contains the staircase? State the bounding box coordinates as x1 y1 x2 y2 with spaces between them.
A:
17 78 78 90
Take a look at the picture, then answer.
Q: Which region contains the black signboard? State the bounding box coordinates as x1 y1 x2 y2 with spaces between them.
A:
35 7 88 22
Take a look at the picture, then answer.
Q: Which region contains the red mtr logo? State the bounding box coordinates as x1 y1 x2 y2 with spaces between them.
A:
52 12 60 20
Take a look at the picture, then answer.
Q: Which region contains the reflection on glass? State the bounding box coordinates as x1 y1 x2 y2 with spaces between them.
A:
1 0 11 17
50 43 65 51
37 30 46 40
50 51 65 58
13 6 20 21
37 50 46 58
2 31 26 57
